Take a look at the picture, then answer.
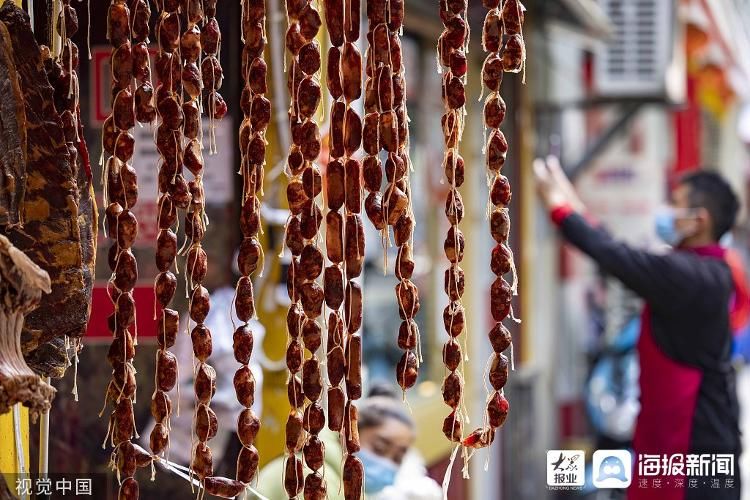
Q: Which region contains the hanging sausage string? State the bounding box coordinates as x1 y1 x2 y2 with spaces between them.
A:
461 0 525 453
436 0 470 461
282 0 328 497
101 1 145 498
90 1 527 497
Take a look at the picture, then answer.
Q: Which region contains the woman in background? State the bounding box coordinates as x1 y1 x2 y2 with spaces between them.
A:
254 385 441 499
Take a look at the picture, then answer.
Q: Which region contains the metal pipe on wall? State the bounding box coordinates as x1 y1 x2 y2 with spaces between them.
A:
267 0 290 158
38 377 50 478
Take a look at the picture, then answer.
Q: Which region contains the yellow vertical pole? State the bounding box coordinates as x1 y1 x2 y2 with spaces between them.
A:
0 406 31 494
0 411 18 474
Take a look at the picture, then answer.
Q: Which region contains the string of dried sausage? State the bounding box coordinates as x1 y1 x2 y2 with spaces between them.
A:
202 0 227 153
149 0 183 472
322 4 348 469
337 1 365 499
284 0 326 497
365 0 418 399
102 1 142 498
436 0 469 451
131 0 156 125
180 0 224 490
462 0 525 452
200 0 272 496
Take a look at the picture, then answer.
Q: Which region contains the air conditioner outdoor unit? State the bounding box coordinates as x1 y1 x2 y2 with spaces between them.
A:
595 0 685 103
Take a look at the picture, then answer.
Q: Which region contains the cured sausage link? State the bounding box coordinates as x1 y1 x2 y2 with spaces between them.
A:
103 1 144 497
286 1 328 497
229 2 268 487
181 0 229 487
435 0 472 451
147 0 183 474
462 0 527 452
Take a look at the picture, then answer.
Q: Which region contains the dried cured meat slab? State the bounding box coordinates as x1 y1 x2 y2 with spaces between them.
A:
0 17 26 229
74 119 97 338
0 3 85 378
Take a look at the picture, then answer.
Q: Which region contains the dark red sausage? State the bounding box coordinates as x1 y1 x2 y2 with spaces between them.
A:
488 353 509 391
302 358 323 401
236 445 260 484
233 324 255 365
194 363 217 404
304 434 326 471
302 319 322 352
234 366 256 408
343 455 364 500
442 411 463 442
190 325 213 362
345 335 362 399
442 371 462 409
443 340 462 372
156 349 177 392
284 455 304 497
237 408 261 446
150 391 172 424
396 350 418 390
487 391 510 428
286 412 306 453
303 401 326 434
195 404 218 442
344 158 362 213
324 265 344 310
326 159 346 211
191 442 213 480
288 376 305 409
324 0 344 46
327 386 346 432
204 477 246 498
344 401 360 453
489 322 512 353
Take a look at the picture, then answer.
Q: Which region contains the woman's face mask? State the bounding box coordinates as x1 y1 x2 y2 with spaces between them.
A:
359 447 398 494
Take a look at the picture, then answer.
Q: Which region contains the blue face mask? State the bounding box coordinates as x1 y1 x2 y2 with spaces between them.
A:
655 208 685 247
359 447 398 494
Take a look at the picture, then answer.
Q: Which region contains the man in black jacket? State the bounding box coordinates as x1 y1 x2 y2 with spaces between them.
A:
534 157 742 500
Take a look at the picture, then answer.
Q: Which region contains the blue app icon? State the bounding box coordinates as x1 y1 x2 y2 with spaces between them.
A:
593 450 632 488
597 456 628 482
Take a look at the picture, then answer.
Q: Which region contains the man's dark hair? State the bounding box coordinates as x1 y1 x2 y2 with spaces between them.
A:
680 171 739 240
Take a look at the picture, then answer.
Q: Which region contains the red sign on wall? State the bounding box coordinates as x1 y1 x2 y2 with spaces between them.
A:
86 285 157 342
90 47 112 125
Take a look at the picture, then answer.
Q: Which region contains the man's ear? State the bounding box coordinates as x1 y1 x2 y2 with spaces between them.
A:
696 207 712 233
